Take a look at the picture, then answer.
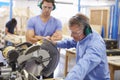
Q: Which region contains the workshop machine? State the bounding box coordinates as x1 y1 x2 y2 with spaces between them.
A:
0 39 60 80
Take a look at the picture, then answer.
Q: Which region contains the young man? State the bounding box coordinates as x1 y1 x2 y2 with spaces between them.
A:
26 0 62 79
26 0 62 44
54 13 110 80
5 18 17 46
5 18 17 35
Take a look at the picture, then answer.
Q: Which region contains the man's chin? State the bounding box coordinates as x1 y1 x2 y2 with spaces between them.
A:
44 13 50 16
73 39 78 42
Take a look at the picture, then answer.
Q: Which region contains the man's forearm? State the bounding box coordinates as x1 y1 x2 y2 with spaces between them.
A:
26 37 38 43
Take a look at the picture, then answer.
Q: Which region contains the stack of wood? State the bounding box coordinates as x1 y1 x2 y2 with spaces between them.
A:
4 34 26 45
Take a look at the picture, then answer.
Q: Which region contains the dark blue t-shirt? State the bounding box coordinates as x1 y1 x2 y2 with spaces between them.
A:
5 21 16 34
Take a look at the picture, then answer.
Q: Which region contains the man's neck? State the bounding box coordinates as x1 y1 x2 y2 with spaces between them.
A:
40 14 50 23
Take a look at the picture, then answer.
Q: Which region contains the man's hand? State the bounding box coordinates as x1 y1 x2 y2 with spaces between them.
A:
51 31 62 41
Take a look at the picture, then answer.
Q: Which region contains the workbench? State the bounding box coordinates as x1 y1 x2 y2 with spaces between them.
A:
107 56 120 80
64 49 120 80
64 48 76 76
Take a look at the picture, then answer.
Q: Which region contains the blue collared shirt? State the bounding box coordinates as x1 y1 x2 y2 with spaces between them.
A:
57 31 110 80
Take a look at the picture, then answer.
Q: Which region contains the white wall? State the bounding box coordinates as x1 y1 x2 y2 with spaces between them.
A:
13 1 40 16
13 0 77 24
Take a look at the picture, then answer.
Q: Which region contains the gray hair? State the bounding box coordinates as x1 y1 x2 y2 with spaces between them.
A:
68 13 89 30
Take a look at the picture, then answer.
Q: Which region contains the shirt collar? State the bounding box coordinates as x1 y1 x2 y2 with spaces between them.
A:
78 33 92 44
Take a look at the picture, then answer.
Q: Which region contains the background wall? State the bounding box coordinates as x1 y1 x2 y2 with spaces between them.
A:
0 0 120 79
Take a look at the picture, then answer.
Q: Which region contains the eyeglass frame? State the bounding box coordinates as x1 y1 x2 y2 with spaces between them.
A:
70 29 83 36
42 5 53 10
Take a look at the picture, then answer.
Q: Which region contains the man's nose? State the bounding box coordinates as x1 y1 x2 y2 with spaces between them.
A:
71 33 74 37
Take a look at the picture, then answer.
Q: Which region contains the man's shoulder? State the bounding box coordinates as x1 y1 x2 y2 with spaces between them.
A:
28 15 40 23
51 16 61 22
90 31 104 44
6 21 11 27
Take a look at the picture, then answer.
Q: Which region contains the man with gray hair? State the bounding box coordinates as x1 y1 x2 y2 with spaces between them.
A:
53 13 110 80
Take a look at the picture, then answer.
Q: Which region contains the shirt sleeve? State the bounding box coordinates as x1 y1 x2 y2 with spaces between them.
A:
26 18 34 30
65 43 103 80
5 21 10 28
57 38 77 48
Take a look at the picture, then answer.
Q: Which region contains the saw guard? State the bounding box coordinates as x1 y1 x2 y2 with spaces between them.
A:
22 39 59 77
40 39 60 77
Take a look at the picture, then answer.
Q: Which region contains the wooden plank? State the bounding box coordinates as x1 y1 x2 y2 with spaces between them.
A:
89 7 110 38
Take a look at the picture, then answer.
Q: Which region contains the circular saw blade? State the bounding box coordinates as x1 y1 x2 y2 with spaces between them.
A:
22 45 45 76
